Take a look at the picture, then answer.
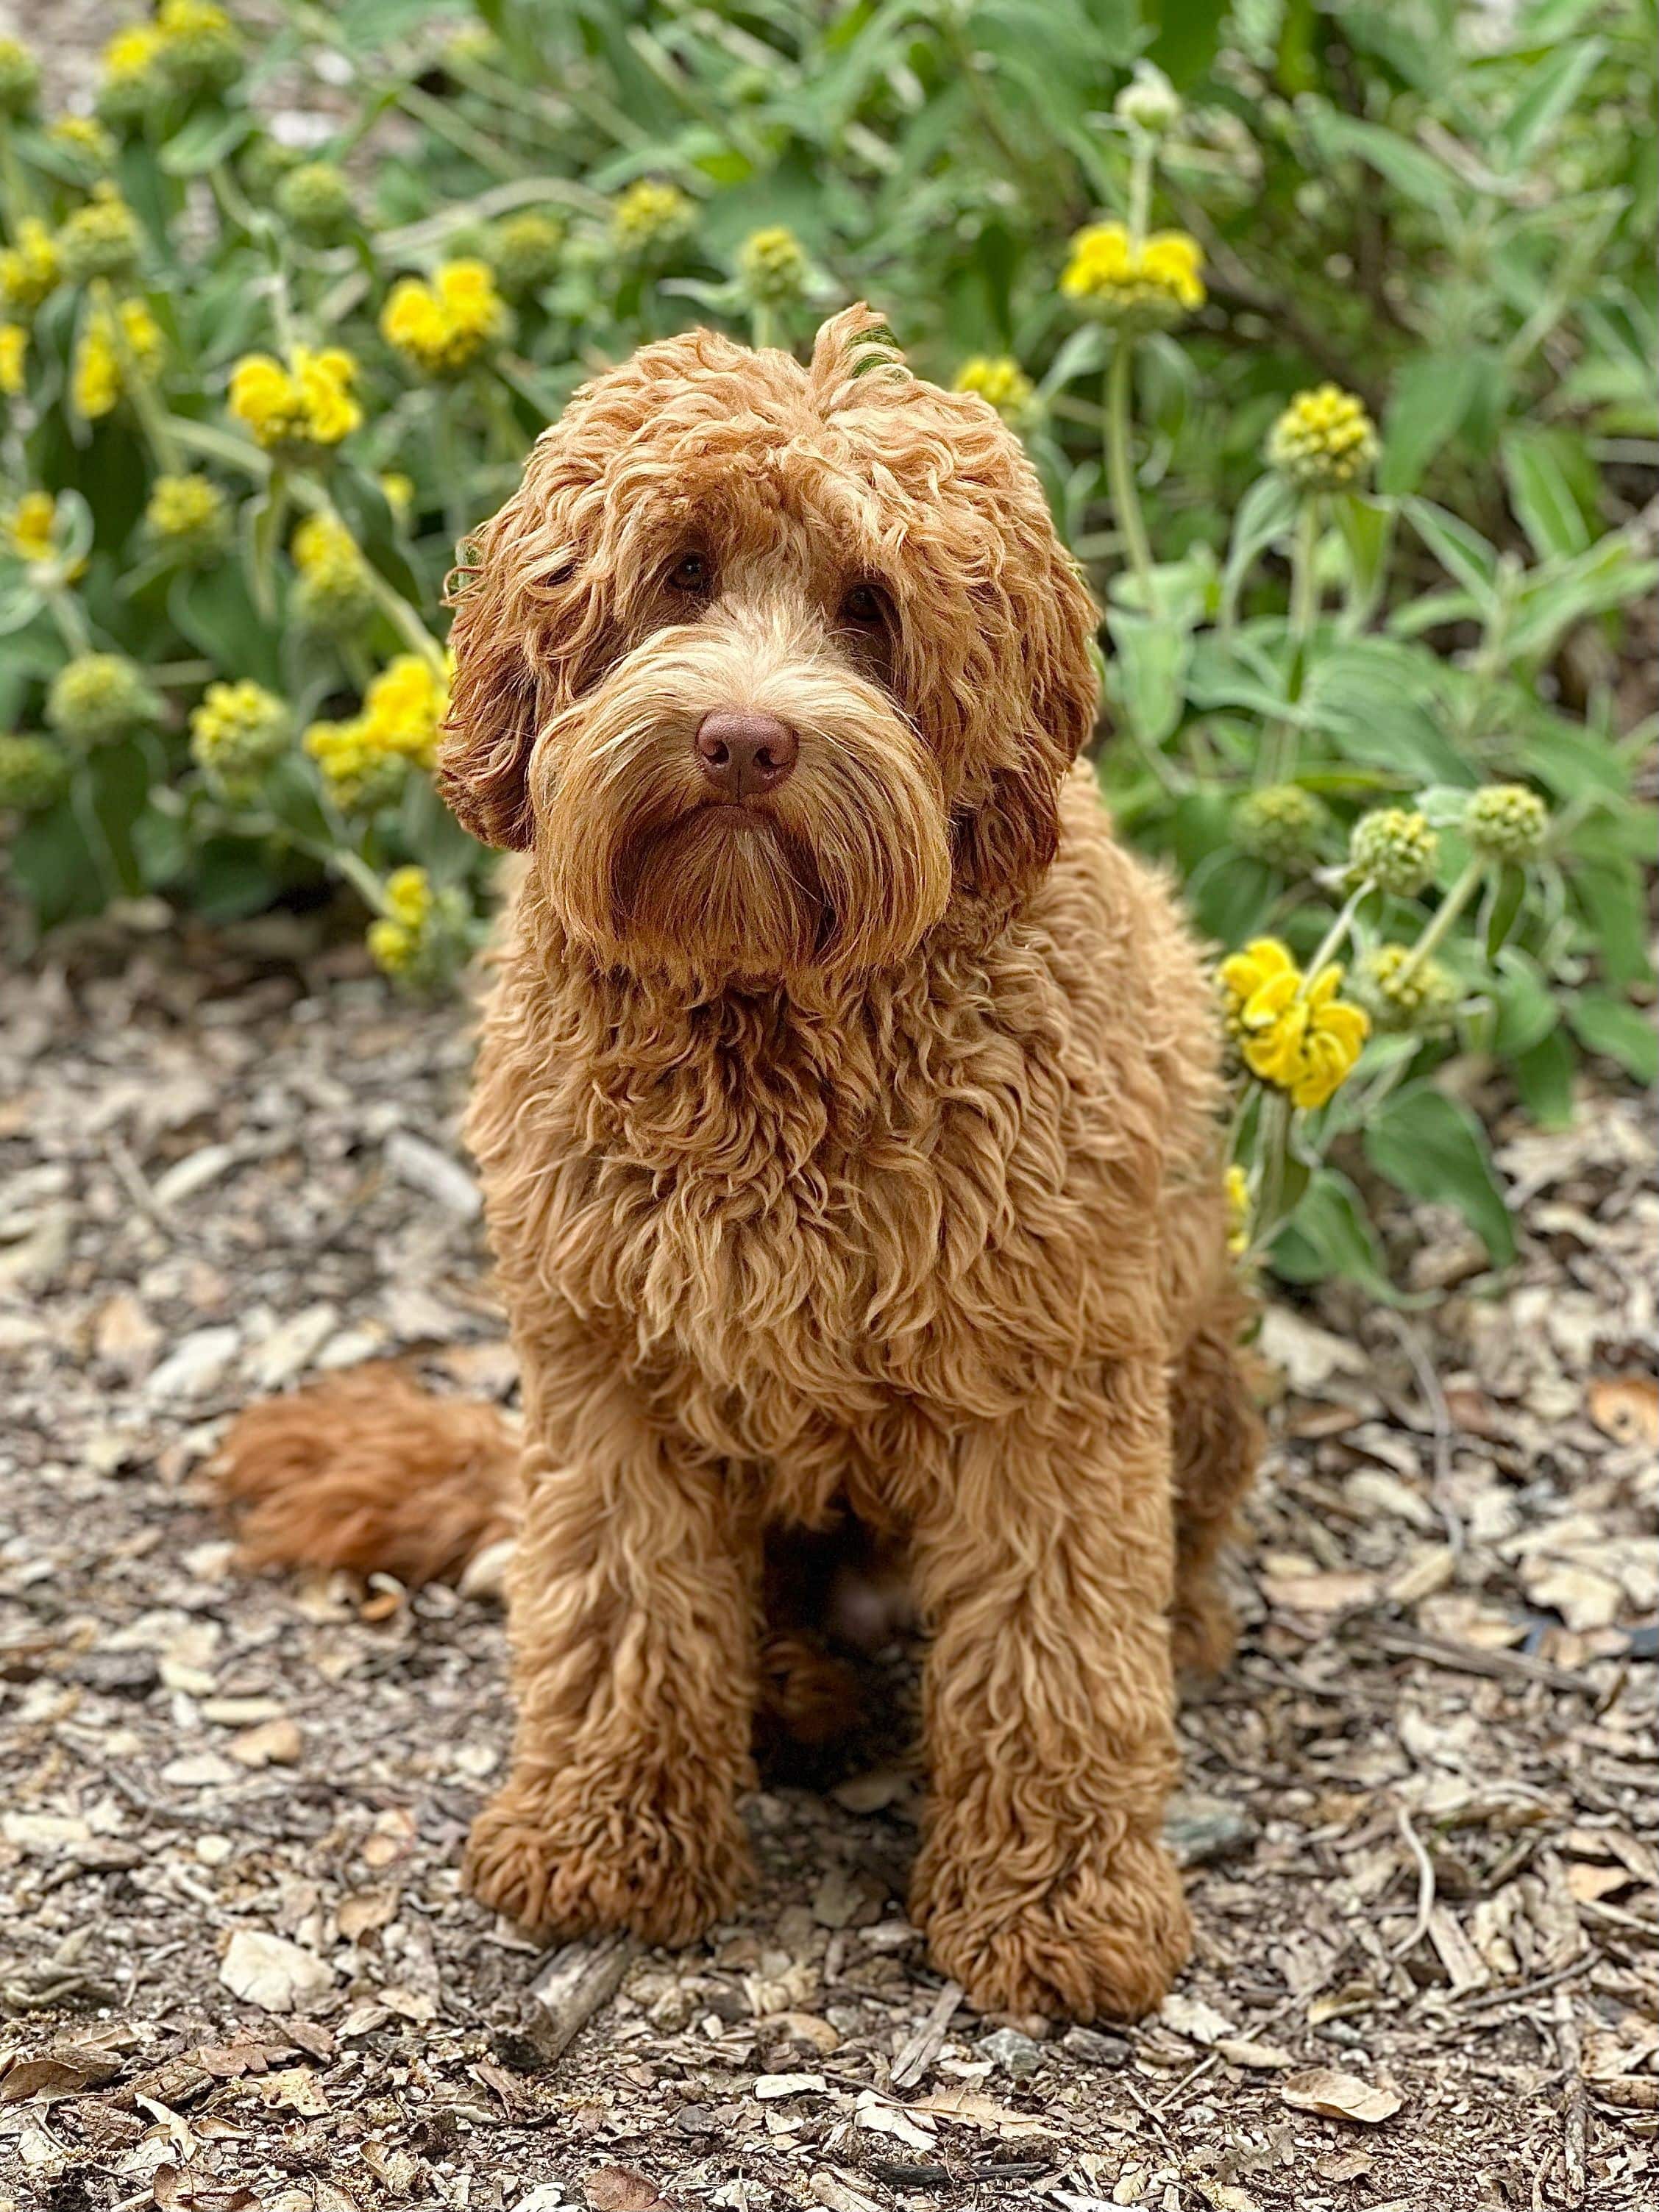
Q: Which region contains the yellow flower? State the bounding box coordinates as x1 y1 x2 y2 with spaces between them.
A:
380 259 506 377
155 0 242 95
291 511 373 633
98 23 166 123
49 115 116 168
229 346 360 451
190 678 289 800
0 218 61 313
73 296 163 420
379 471 414 516
367 865 469 987
611 179 692 255
0 321 25 396
953 355 1036 423
145 472 230 562
1358 943 1459 1032
1219 937 1370 1111
1224 1163 1251 1257
304 653 449 806
57 185 143 286
1267 384 1379 493
6 490 56 563
1060 220 1204 330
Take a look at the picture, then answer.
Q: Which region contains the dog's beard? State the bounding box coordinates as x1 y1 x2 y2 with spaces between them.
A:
530 618 953 986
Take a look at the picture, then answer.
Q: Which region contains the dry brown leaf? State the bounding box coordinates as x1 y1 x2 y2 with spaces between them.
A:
1281 2068 1403 2125
0 2049 124 2102
910 2084 1048 2138
218 1930 334 2013
1260 1570 1379 1615
584 2166 674 2212
1586 1374 1659 1447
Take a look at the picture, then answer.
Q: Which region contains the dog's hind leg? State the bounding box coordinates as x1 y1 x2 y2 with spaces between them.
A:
1169 1304 1262 1677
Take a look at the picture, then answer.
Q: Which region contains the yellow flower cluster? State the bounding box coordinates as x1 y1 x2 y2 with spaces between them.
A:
1267 385 1380 492
367 866 436 976
189 678 290 799
291 511 374 633
229 346 360 451
736 225 808 307
5 490 56 563
380 260 506 377
954 355 1036 423
73 295 163 419
305 652 450 809
49 115 115 168
612 179 692 255
145 472 230 561
0 322 24 395
1359 943 1459 1030
1220 938 1370 1110
1061 221 1204 330
0 218 60 313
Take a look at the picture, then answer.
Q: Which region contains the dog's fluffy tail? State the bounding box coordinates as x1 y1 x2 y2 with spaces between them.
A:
215 1363 519 1587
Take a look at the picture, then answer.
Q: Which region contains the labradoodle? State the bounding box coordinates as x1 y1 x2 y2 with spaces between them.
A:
217 305 1260 2023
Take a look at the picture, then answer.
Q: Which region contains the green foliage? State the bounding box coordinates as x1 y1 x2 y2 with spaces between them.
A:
0 0 1652 1290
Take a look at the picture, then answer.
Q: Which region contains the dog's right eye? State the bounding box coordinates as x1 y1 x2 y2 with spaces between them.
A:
667 551 711 595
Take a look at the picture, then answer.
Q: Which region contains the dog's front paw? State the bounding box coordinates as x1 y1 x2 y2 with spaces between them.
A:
912 1825 1190 2023
464 1778 753 1949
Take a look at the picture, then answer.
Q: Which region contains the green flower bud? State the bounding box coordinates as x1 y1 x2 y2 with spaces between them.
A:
144 472 230 566
1463 783 1548 862
486 210 565 298
611 179 693 258
276 160 355 243
189 678 289 800
0 38 40 119
1115 61 1182 136
736 225 808 309
47 653 159 746
0 733 68 812
1349 807 1439 897
57 187 144 285
238 135 302 199
1358 943 1460 1031
155 0 243 97
1234 783 1329 871
1267 384 1380 494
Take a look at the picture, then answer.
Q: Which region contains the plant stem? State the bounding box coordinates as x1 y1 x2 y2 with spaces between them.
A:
45 586 93 655
1392 854 1485 990
1304 881 1369 980
96 282 184 474
1258 495 1321 783
1104 341 1156 610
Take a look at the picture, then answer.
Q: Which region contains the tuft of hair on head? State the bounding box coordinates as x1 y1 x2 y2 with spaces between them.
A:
806 302 908 413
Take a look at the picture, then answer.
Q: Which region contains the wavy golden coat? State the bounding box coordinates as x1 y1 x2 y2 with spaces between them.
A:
219 307 1260 2021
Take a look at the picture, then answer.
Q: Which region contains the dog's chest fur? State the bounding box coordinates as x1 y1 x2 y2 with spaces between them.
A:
467 789 1221 1504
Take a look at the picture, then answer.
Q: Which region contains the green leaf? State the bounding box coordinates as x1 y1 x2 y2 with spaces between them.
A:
1399 498 1501 605
160 108 255 177
1302 107 1460 210
1485 863 1528 961
1502 426 1592 561
1270 1167 1397 1301
1491 952 1560 1059
1379 355 1485 496
1513 1029 1577 1131
1565 992 1658 1087
1364 1086 1517 1265
1496 38 1605 169
1104 605 1193 748
1220 473 1299 628
1143 0 1229 84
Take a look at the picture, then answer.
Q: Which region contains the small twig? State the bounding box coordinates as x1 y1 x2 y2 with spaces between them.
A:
1354 1622 1596 1698
526 1931 636 2062
889 1979 964 2091
1390 1804 1437 1960
1553 1984 1588 2209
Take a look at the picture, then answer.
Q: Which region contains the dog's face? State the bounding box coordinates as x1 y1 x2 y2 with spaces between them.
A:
441 305 1098 986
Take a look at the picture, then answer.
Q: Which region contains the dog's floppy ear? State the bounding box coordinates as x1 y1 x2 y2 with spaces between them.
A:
951 520 1100 906
440 426 603 852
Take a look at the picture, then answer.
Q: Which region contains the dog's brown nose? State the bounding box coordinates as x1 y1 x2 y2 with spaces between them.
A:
693 711 798 800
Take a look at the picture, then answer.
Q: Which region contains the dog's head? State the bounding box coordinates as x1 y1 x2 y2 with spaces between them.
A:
441 305 1098 986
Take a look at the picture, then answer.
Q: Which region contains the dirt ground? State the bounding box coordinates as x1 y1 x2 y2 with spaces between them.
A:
1 909 1655 2212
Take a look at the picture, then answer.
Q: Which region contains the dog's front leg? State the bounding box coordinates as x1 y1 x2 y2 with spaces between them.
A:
908 1360 1190 2021
463 1363 759 1948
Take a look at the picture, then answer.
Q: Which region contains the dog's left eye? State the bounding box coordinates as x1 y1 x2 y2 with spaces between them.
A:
840 581 887 625
667 551 711 594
